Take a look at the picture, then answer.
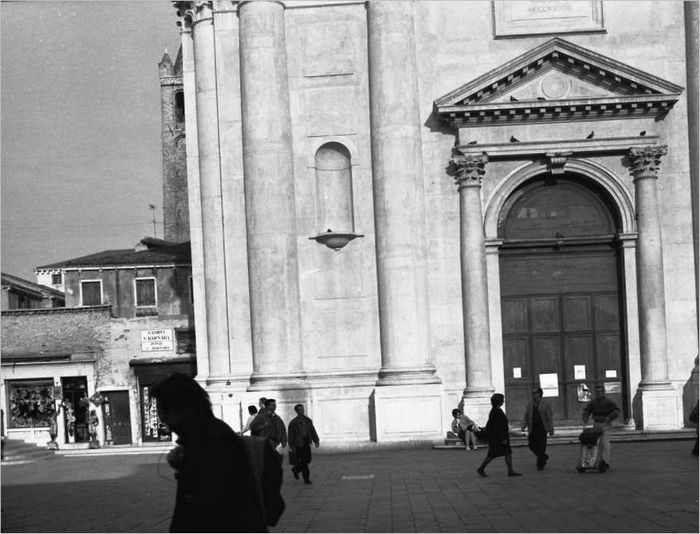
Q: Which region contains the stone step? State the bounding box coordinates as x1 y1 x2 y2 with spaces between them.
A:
436 427 697 449
1 437 58 465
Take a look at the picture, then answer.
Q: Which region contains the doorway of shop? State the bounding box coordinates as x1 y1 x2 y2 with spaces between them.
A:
498 175 628 425
101 390 132 445
61 376 88 443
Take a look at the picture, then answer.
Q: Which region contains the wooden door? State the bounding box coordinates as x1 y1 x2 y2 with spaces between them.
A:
498 177 627 425
102 391 132 445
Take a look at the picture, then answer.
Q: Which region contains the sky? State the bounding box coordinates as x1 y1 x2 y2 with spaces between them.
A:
1 0 182 280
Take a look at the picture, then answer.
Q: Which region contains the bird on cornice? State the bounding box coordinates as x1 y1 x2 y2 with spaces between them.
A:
536 96 547 101
639 130 647 136
510 135 520 143
585 131 595 139
510 95 519 102
467 140 477 145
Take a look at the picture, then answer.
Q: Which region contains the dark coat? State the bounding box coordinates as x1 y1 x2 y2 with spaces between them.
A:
287 415 320 449
486 406 512 457
170 416 267 533
250 411 287 448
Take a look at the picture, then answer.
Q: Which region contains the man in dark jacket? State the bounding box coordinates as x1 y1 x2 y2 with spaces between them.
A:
251 398 287 455
152 374 267 533
287 404 320 484
520 386 555 470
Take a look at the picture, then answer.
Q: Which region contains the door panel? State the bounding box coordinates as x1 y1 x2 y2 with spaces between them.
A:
563 295 592 331
102 391 132 445
531 297 559 332
502 298 528 334
500 251 627 425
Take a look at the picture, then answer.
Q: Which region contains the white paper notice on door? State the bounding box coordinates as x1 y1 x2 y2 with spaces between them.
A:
513 367 522 378
574 365 586 380
539 373 559 397
605 369 617 378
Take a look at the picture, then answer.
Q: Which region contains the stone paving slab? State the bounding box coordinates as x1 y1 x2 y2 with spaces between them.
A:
1 439 697 533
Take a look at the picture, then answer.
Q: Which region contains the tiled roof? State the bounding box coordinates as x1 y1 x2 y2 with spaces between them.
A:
1 272 64 297
36 241 192 270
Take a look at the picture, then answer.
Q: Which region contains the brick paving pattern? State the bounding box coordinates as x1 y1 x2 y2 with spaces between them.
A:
2 440 697 532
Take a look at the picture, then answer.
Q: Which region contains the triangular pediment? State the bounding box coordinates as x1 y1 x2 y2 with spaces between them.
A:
435 37 683 127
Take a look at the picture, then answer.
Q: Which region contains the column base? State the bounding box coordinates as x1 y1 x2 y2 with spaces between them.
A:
461 389 495 428
371 383 443 442
247 372 307 390
203 375 251 430
376 365 441 386
637 382 680 430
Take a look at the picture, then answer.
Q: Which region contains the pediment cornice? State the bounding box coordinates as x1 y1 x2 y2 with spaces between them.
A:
435 38 683 128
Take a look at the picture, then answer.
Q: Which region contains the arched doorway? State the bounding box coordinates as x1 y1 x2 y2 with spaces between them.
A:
498 174 628 424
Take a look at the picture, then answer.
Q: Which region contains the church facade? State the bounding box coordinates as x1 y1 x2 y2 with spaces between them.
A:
171 0 698 444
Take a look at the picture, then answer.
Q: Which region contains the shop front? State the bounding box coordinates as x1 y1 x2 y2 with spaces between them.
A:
129 356 196 443
1 353 97 447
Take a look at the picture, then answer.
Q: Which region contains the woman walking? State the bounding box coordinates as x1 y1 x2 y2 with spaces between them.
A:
477 393 521 477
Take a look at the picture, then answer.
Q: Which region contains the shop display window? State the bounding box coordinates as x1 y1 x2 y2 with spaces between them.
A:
6 379 56 428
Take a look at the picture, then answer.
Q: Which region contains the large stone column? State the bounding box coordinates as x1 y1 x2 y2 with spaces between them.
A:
175 5 209 379
190 1 230 378
239 0 303 385
629 145 677 429
367 0 441 442
685 1 699 328
448 149 494 423
367 0 435 385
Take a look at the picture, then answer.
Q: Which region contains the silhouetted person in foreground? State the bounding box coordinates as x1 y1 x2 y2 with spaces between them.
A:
477 393 521 477
152 374 267 532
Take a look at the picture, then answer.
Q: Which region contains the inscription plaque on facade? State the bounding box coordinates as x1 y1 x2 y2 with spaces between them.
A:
493 1 604 37
140 329 174 352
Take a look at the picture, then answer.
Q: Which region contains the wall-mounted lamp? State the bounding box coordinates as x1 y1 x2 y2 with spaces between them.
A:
309 229 364 251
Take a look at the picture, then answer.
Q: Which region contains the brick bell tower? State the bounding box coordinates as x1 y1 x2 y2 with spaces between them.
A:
159 49 189 243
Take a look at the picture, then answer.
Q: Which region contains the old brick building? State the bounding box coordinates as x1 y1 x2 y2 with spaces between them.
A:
1 240 195 447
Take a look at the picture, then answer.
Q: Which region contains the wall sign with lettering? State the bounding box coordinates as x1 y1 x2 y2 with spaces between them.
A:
493 1 605 38
141 329 175 352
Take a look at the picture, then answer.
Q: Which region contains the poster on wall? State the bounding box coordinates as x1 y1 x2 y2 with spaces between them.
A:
604 381 622 394
574 365 586 380
539 373 559 397
577 383 591 402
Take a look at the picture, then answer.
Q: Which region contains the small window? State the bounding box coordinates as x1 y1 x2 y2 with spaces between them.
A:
134 278 157 307
174 91 185 125
188 276 194 304
80 280 102 306
51 273 63 285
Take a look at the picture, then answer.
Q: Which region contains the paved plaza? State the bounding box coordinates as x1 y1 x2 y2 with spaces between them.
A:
1 439 698 533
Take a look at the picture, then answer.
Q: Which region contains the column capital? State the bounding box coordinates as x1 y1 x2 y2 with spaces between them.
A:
447 147 488 189
174 1 194 31
175 1 212 25
628 145 668 180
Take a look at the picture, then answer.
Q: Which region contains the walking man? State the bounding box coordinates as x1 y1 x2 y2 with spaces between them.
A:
582 384 620 473
520 386 554 470
251 398 287 455
287 404 320 484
